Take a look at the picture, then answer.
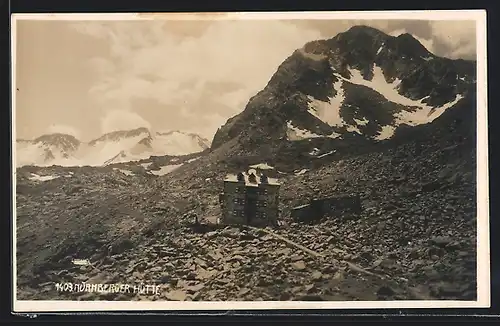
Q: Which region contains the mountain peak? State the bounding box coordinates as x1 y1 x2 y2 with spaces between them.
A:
395 33 431 57
34 133 79 142
33 133 81 152
343 25 388 38
88 127 151 146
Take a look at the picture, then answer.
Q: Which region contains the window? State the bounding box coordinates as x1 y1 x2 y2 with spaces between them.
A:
232 198 244 205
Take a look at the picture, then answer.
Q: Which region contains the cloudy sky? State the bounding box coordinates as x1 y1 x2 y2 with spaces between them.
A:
14 16 477 142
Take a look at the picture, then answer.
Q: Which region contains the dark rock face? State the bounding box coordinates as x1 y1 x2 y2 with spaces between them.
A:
138 136 154 148
34 133 81 153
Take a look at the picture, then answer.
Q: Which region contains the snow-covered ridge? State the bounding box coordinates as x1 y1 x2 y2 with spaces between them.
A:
15 128 210 168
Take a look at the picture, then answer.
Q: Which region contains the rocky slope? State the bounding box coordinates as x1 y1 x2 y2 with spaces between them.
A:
15 26 478 302
15 92 476 301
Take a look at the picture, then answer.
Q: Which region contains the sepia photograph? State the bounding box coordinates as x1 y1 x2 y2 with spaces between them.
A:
11 10 489 312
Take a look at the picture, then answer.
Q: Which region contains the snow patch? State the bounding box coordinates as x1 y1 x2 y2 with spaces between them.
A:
187 157 199 163
29 173 59 182
149 164 183 176
307 79 345 127
345 65 430 108
317 150 336 158
140 162 152 169
295 169 309 176
309 148 321 156
395 94 464 126
306 79 372 135
249 163 275 170
376 44 384 55
72 259 91 266
374 125 396 141
338 64 465 136
345 64 464 121
286 121 341 141
422 56 434 61
304 64 465 141
353 117 369 126
346 125 362 135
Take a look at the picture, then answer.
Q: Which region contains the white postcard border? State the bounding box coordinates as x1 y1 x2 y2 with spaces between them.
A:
11 9 489 312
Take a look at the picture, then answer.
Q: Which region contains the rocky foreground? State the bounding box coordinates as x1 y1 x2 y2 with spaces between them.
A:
15 120 477 302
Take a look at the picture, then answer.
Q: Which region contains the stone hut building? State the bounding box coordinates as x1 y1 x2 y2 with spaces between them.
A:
219 169 280 227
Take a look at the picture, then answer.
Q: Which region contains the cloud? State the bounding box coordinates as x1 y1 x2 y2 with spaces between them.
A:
99 110 151 135
72 20 322 139
429 20 477 59
47 124 81 138
68 19 476 141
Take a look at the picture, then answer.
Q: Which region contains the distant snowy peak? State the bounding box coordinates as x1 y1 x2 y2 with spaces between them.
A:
32 133 81 152
15 128 209 167
153 130 211 155
15 133 82 168
156 130 211 150
88 127 151 146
